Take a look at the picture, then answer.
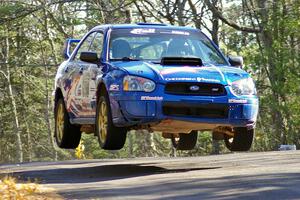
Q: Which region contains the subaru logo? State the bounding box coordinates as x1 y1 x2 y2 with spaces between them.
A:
189 85 200 91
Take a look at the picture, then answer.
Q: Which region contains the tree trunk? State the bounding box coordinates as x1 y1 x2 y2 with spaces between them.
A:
211 0 220 154
21 78 33 162
257 0 287 147
24 118 33 162
125 9 132 23
176 0 187 26
136 130 156 157
5 33 23 163
44 65 58 160
211 0 220 46
128 130 134 157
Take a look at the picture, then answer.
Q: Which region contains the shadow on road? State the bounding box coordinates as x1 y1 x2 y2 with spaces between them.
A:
2 161 300 199
62 172 300 200
2 163 221 184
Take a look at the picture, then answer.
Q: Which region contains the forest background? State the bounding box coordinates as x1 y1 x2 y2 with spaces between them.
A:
0 0 299 163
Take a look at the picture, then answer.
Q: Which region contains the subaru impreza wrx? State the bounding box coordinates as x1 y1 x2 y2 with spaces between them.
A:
54 23 259 151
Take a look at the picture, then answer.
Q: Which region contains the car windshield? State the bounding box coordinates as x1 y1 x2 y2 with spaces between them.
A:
109 28 227 65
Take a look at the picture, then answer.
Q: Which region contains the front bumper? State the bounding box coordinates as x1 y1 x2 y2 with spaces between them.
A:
109 84 259 131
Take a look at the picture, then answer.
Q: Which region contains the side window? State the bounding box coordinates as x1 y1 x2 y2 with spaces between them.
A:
89 32 104 58
74 32 96 61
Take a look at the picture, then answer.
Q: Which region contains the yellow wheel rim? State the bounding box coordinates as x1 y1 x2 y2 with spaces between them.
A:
56 102 64 142
98 100 108 143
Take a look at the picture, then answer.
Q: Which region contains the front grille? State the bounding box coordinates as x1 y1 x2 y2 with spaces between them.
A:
162 102 229 119
165 82 226 96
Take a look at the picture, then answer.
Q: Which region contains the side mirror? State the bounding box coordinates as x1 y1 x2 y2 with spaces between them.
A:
80 52 99 63
62 38 80 59
228 56 244 68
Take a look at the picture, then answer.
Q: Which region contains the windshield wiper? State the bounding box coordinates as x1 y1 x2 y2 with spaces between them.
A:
149 61 161 64
111 57 141 61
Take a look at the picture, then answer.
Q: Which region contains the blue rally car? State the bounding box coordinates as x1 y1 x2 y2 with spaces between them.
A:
54 23 259 151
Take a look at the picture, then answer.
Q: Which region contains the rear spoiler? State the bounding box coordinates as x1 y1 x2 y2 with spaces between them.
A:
161 57 203 66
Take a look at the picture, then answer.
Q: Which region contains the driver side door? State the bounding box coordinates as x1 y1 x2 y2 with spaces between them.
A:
68 32 97 118
85 32 104 115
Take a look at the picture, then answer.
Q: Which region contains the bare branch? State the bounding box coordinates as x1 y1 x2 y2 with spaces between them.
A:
0 70 8 80
0 0 85 24
134 1 147 23
141 0 165 23
204 0 262 33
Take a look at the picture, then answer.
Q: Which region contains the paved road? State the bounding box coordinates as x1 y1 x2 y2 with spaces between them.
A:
1 151 300 199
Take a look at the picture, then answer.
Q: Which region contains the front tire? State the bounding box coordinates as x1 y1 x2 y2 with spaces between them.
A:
95 92 127 150
171 131 198 150
224 127 254 151
54 98 81 149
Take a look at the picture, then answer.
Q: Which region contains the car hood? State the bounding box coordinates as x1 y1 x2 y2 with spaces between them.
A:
111 61 250 85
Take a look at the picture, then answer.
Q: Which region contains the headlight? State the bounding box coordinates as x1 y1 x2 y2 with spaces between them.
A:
231 78 256 96
123 75 156 92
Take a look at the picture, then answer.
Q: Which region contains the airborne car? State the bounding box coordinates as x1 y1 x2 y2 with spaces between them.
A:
54 23 259 151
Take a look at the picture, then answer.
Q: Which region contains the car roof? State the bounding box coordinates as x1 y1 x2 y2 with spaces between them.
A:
91 23 200 32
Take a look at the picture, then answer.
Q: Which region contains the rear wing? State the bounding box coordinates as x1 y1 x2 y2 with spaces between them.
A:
62 38 81 59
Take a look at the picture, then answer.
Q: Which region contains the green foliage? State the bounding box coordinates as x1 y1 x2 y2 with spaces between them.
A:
0 3 24 18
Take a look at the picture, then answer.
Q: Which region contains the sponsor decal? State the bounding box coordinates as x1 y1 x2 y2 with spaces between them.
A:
171 30 190 35
164 77 221 83
141 96 163 101
228 99 248 104
161 67 197 75
189 85 200 91
130 28 155 34
165 77 196 81
212 88 220 92
196 77 220 83
63 79 72 90
109 84 119 91
160 30 190 35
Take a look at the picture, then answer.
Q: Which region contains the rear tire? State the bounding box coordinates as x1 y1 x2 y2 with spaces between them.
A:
224 127 254 151
95 92 127 150
171 131 198 150
54 98 81 149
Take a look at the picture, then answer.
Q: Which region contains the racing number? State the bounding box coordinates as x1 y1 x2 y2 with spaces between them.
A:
71 32 97 117
86 32 104 114
67 31 104 118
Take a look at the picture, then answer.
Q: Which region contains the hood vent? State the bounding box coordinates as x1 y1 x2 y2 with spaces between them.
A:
161 57 203 66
